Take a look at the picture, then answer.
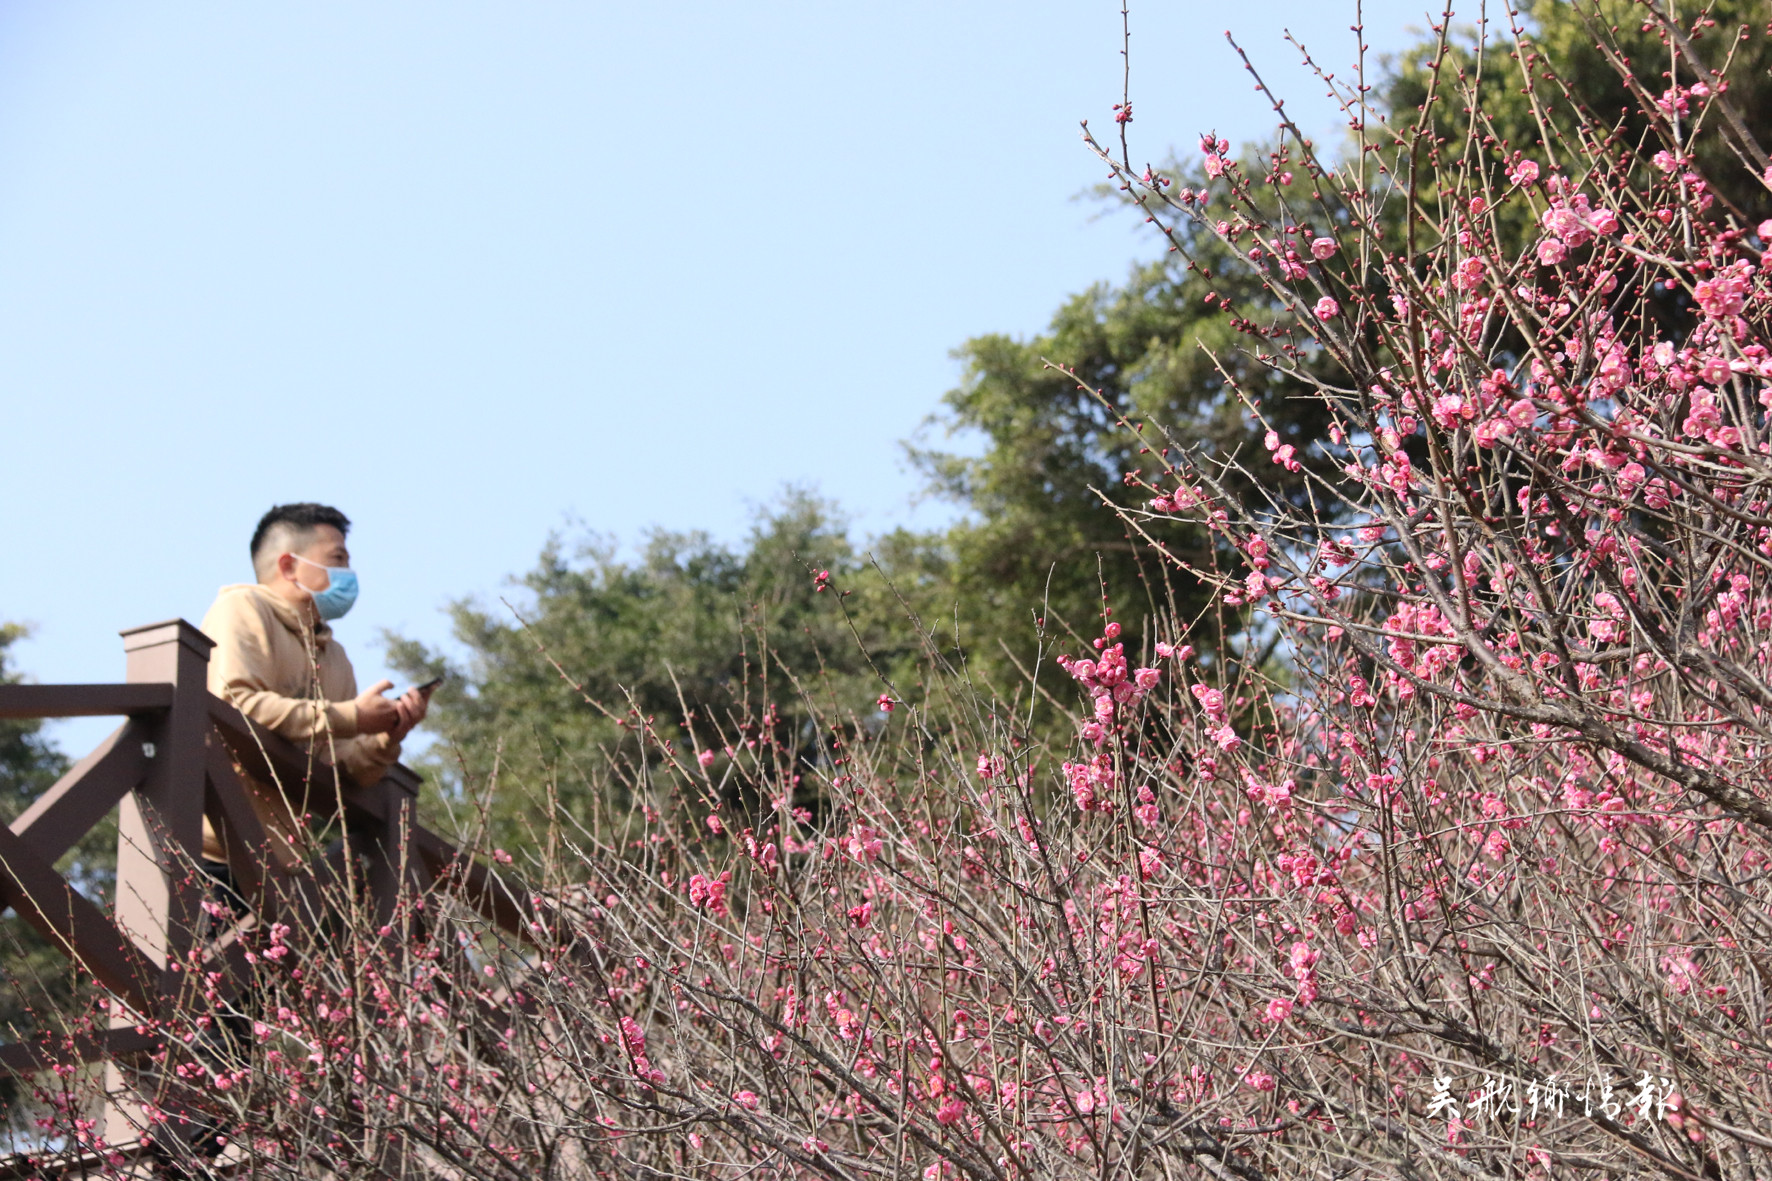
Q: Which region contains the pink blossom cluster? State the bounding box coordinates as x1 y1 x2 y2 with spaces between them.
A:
1535 180 1619 266
1054 624 1163 748
1147 481 1205 514
687 869 730 914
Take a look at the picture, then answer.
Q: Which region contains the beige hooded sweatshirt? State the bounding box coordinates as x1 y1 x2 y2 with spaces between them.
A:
199 583 401 865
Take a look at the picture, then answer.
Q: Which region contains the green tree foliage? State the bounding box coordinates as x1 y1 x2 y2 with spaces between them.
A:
387 492 941 843
0 625 87 1123
909 228 1333 685
1381 0 1772 233
0 627 65 838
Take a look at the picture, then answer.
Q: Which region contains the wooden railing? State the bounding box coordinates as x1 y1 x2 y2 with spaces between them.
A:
0 619 528 1151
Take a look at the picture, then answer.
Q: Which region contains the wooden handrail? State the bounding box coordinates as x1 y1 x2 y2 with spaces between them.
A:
0 683 173 719
0 1026 158 1077
207 694 417 830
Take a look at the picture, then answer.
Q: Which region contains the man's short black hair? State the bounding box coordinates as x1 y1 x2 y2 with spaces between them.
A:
250 503 351 578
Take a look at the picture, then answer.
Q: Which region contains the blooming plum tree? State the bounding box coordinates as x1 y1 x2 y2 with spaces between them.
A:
18 3 1772 1179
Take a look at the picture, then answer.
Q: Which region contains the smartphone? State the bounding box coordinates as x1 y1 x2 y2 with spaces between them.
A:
416 675 445 694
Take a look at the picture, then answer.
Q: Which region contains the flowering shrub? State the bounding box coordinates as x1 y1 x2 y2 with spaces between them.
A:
15 3 1772 1179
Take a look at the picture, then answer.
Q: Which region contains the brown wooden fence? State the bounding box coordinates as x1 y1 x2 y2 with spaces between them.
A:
0 619 529 1157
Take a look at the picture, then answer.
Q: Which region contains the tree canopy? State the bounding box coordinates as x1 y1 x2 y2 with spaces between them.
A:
387 492 953 838
394 0 1763 848
1383 0 1772 231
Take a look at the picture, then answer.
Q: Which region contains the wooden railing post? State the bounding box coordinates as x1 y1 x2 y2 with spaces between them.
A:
363 764 425 930
113 620 212 972
107 619 213 1148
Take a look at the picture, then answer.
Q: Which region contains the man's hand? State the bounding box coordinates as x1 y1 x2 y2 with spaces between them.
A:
389 684 432 742
354 681 403 735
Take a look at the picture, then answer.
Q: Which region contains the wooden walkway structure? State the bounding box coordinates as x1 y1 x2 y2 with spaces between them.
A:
0 619 529 1169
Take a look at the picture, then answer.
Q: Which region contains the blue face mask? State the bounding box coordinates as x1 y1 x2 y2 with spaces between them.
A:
293 555 360 621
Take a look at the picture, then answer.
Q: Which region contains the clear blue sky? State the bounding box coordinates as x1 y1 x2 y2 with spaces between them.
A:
0 1 1430 754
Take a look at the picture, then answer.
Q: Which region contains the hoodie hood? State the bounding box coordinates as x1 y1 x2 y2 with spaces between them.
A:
213 583 332 647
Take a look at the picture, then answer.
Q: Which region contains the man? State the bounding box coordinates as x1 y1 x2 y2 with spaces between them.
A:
199 503 430 873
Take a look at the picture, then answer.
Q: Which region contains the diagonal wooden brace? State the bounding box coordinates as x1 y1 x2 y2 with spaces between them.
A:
0 824 160 1019
8 716 154 867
